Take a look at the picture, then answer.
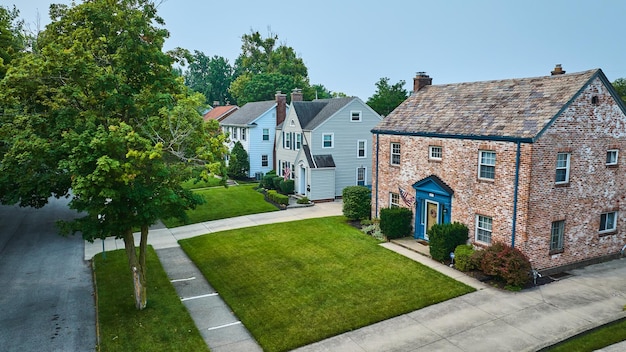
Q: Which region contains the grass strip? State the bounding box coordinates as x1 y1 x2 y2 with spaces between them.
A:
93 247 209 352
162 183 278 227
544 317 626 352
180 216 475 352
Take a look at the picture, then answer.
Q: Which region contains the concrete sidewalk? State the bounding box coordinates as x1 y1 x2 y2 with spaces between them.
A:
85 201 626 351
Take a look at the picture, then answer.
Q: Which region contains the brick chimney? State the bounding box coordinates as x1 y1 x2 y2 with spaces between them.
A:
275 91 287 126
291 88 303 102
413 72 432 93
551 64 566 75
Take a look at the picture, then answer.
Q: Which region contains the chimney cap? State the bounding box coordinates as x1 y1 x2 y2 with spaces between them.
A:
416 71 429 77
551 64 566 75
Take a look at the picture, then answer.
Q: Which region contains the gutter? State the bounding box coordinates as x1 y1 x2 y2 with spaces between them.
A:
511 141 521 248
374 132 380 216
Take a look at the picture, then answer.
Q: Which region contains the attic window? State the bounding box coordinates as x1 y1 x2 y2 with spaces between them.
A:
591 96 599 105
290 119 295 126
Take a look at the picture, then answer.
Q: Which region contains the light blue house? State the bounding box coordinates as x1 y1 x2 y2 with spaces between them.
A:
276 95 382 201
220 92 289 178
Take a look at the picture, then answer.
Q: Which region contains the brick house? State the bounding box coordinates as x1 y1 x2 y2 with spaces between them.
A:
371 66 626 272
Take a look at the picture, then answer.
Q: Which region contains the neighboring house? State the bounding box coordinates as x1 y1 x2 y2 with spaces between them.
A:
371 66 626 272
220 93 288 178
203 104 239 122
276 92 383 201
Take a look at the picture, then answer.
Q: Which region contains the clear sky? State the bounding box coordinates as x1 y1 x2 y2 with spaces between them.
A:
5 0 626 100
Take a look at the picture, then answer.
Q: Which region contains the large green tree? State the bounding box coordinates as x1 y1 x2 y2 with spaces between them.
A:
0 5 25 80
230 30 311 105
612 78 626 104
366 77 408 117
184 50 236 106
0 0 227 310
227 141 249 179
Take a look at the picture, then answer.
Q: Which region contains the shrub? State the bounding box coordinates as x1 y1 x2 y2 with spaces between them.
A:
227 141 249 180
428 222 469 262
453 244 475 272
478 242 531 287
296 196 310 204
379 207 413 239
266 190 289 206
342 186 371 220
272 176 283 190
279 179 294 194
261 171 276 189
360 222 385 241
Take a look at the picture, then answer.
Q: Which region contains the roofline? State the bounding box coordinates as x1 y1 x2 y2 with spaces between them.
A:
370 129 534 143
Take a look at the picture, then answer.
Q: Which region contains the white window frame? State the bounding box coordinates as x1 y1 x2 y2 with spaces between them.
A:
261 155 268 167
550 220 565 252
357 140 366 158
241 128 246 141
290 119 295 127
262 128 270 141
296 133 302 150
478 150 496 180
350 110 362 122
606 149 619 166
233 127 238 140
284 132 292 149
429 146 442 160
390 142 401 165
390 192 400 208
556 152 571 184
356 167 366 186
475 214 492 244
322 133 334 148
599 211 618 233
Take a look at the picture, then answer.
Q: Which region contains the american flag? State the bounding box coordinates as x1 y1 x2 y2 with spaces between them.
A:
399 187 415 206
283 165 291 181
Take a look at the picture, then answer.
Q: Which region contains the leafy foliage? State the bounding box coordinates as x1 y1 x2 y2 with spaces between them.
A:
228 141 250 179
428 222 469 262
184 50 236 105
379 207 413 239
0 5 25 80
476 242 532 287
612 78 626 104
366 77 408 116
342 186 371 220
453 244 476 272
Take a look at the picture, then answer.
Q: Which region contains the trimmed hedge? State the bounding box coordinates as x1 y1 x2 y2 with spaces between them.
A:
428 222 469 262
342 186 371 220
453 244 476 272
262 171 277 189
272 176 283 190
379 207 413 239
280 179 294 194
476 242 531 287
266 190 289 206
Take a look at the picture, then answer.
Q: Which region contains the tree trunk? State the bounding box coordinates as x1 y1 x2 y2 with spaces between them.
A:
122 228 147 310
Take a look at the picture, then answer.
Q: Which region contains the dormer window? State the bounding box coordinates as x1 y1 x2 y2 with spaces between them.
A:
591 96 599 105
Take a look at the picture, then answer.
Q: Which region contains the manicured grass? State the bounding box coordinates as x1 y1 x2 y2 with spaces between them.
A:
181 175 224 189
162 183 278 227
93 248 209 352
180 216 475 352
545 317 626 352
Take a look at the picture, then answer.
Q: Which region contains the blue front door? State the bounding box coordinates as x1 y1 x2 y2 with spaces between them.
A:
413 175 454 240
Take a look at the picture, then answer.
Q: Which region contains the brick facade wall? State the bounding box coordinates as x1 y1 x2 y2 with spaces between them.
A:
373 77 626 270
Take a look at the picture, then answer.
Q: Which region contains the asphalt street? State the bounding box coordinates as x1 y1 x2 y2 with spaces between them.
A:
0 197 96 352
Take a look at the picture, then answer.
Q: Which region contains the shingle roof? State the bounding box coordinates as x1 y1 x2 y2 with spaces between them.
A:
293 97 355 130
203 105 239 122
373 69 601 141
220 100 276 126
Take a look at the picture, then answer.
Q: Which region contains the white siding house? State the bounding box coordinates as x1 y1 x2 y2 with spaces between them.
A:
276 96 382 201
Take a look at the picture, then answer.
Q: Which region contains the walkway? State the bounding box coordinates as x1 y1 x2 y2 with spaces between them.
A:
85 201 626 351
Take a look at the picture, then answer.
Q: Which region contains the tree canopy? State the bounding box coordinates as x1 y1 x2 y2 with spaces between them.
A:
366 77 408 117
612 78 626 104
0 0 227 310
184 50 235 106
0 5 25 80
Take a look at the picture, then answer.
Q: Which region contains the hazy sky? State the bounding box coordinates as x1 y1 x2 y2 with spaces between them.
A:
5 0 626 100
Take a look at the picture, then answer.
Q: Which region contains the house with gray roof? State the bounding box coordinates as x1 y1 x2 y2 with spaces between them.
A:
372 66 626 272
220 93 289 178
276 94 382 201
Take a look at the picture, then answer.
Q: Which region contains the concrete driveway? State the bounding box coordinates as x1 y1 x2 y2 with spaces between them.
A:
0 197 96 352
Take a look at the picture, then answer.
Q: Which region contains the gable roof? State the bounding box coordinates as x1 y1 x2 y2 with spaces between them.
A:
203 105 239 122
300 145 336 168
292 97 356 130
220 100 276 126
373 69 606 142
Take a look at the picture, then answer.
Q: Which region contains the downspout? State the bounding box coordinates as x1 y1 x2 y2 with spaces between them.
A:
511 141 521 248
374 132 380 217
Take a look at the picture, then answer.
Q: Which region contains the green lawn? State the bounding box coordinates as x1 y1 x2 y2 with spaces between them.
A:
545 317 626 352
162 183 278 227
180 216 475 352
93 248 208 352
181 175 224 189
